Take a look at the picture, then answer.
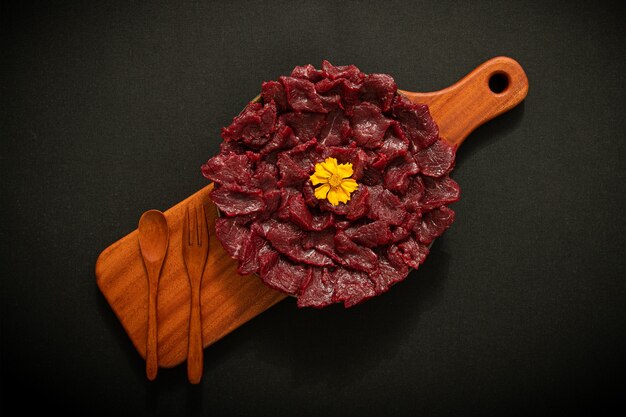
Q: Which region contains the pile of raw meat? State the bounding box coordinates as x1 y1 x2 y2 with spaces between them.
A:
202 61 460 308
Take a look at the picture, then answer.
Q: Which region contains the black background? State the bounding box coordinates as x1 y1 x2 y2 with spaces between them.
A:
2 1 625 416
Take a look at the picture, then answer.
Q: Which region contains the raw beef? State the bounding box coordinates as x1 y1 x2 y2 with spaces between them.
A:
202 61 461 308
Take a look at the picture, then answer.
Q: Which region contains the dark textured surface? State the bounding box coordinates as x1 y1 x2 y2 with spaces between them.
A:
1 1 625 416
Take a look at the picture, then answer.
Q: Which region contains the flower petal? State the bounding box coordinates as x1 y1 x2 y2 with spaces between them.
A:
314 163 333 179
314 183 331 200
322 157 338 173
335 187 350 204
340 178 358 194
310 173 328 186
336 162 353 179
327 187 340 206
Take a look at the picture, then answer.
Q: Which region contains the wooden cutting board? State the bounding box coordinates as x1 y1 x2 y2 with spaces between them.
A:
96 56 528 369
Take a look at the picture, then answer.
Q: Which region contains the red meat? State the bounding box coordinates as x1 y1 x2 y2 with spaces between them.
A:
204 61 461 308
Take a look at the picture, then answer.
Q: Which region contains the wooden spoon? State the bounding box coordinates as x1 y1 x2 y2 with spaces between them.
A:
137 210 169 381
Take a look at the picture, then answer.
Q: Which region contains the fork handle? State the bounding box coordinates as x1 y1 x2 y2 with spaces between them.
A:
187 282 203 384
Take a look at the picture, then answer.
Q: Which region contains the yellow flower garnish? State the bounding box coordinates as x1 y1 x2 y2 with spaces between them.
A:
310 157 358 206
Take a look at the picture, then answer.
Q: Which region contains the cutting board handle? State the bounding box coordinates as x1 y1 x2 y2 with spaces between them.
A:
399 56 529 147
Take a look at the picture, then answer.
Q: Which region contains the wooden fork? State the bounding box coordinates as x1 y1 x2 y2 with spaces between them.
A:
182 204 209 384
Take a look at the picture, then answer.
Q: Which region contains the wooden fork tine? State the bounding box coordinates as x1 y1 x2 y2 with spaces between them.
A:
191 206 199 246
183 206 189 246
199 205 208 247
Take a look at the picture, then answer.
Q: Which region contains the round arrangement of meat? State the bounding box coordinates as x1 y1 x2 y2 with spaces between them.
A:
202 61 460 308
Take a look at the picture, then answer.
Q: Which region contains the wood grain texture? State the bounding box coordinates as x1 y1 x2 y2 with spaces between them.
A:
95 56 528 369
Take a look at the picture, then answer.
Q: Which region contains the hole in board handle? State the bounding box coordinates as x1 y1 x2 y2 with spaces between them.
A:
488 71 510 94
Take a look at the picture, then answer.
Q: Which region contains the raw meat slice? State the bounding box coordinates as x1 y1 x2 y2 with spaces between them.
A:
262 256 307 294
331 268 376 308
350 102 392 148
397 237 430 269
237 224 269 275
401 177 425 213
376 122 409 166
414 139 456 177
251 161 278 191
280 76 327 113
201 152 254 187
389 212 421 243
421 175 461 211
221 101 276 147
264 220 333 267
276 153 310 188
283 138 322 173
318 109 352 147
280 112 326 142
414 206 456 244
315 77 361 109
321 60 364 84
214 217 249 259
392 94 439 150
260 124 298 157
345 186 370 220
360 73 397 112
258 245 280 276
384 156 419 194
298 268 334 308
369 254 408 294
287 192 333 231
210 186 265 216
261 81 288 112
367 186 406 226
344 220 391 248
291 64 324 83
334 231 378 273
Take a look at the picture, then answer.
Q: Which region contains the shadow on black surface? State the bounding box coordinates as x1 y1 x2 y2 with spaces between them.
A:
454 101 526 168
248 243 451 390
95 281 203 415
95 284 144 374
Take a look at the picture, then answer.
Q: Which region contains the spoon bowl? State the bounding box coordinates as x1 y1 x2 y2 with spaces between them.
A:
138 210 170 262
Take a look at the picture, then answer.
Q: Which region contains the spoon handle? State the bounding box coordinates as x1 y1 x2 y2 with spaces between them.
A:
145 271 159 380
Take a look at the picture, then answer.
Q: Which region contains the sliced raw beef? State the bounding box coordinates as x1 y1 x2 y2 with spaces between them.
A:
201 152 254 187
221 101 276 148
261 81 288 112
214 217 249 259
280 112 326 142
414 206 456 244
203 61 461 308
331 268 376 308
414 138 456 178
291 64 324 83
262 256 308 294
350 102 392 148
280 76 327 113
392 94 439 150
421 175 461 211
210 186 265 216
360 73 397 112
297 268 334 308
